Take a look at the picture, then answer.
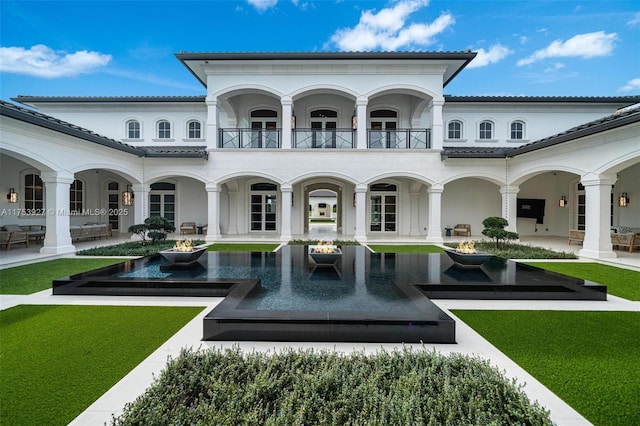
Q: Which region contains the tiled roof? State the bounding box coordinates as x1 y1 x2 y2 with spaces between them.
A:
13 95 206 104
445 95 640 104
441 147 510 159
175 51 477 60
0 100 207 159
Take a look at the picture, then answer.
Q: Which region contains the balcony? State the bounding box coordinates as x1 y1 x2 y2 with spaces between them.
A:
293 129 354 149
219 128 281 148
368 129 431 149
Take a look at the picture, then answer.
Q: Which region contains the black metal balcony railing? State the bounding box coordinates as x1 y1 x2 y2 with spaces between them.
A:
218 128 431 149
367 129 431 149
293 129 354 149
219 128 281 148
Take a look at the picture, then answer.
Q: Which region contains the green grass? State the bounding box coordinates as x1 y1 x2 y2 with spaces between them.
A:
367 244 444 253
207 243 280 252
452 310 640 426
0 305 204 426
0 258 126 294
77 240 205 256
526 262 640 301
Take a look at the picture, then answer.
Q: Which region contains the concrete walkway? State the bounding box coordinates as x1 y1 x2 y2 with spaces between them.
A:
1 233 639 425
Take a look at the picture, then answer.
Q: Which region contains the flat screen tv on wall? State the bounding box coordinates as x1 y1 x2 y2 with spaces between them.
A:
517 198 546 224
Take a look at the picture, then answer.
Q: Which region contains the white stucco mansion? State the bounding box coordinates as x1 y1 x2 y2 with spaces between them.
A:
1 51 639 259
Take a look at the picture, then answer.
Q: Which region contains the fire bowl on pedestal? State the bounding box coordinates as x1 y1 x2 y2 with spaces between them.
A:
160 246 207 264
309 245 342 265
444 248 494 267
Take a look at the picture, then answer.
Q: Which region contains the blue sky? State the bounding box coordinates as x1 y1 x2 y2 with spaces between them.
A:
1 0 639 99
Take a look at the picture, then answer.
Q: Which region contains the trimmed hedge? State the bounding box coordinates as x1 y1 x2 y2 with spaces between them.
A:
77 240 205 256
113 347 551 425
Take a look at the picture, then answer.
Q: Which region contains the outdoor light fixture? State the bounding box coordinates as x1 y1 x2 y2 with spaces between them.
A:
6 188 17 203
559 195 567 207
619 192 629 207
122 185 134 206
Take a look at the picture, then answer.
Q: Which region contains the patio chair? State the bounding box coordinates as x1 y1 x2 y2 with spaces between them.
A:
0 224 29 250
453 224 471 237
180 222 196 235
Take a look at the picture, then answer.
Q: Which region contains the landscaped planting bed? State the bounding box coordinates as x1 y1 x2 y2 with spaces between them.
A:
76 240 206 256
112 347 552 425
453 310 640 426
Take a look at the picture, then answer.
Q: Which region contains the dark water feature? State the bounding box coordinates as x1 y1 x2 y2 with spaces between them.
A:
53 245 606 343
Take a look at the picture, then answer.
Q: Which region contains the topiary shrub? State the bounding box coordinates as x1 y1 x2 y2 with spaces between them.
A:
481 216 519 248
128 216 176 245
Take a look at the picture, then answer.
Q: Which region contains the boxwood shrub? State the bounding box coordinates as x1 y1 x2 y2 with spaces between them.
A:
113 347 551 425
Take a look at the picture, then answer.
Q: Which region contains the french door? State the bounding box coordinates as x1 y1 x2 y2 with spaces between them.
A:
310 109 337 148
149 193 175 227
251 120 278 148
370 194 397 232
107 182 120 231
250 193 277 231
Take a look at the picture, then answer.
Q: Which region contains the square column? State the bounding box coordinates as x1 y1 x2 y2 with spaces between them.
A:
205 183 221 242
354 185 367 242
579 175 617 259
205 97 218 151
280 184 292 242
40 171 75 255
356 97 368 149
429 99 444 150
500 185 520 232
281 97 292 149
426 184 443 243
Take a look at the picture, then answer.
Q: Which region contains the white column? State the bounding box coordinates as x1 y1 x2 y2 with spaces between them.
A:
500 185 520 233
354 184 368 242
409 192 420 235
131 184 149 225
205 183 221 242
356 96 368 149
579 174 617 259
205 97 218 151
426 184 443 243
281 96 292 149
227 191 238 234
40 171 75 255
280 184 292 242
429 98 444 150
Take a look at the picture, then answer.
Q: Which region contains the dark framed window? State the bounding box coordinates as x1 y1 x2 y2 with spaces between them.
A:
187 120 202 139
69 179 83 212
24 173 44 211
448 120 462 139
157 120 171 139
479 121 493 140
510 121 524 140
127 120 140 139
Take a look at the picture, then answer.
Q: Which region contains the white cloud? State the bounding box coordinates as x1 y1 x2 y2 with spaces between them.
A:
618 78 640 92
627 11 640 26
247 0 277 11
466 44 512 68
0 44 111 78
544 62 565 73
517 31 617 66
329 0 454 51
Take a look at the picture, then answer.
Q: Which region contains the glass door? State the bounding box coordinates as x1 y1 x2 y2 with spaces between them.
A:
250 193 277 231
107 182 119 231
310 109 337 148
370 194 396 232
149 193 175 227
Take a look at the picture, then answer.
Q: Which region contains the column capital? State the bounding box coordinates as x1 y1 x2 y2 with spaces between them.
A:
280 95 292 105
356 96 368 106
131 184 150 193
500 185 520 195
427 183 444 193
40 170 75 184
580 173 617 187
280 183 293 192
205 182 219 192
429 98 445 107
355 183 368 193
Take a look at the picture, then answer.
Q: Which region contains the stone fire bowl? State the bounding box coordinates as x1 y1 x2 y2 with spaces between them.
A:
160 246 207 264
444 248 493 266
309 247 342 265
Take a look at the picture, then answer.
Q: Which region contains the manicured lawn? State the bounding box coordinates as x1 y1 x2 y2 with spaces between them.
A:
0 258 126 294
207 243 280 252
526 262 640 301
0 305 204 426
367 244 444 253
453 310 640 426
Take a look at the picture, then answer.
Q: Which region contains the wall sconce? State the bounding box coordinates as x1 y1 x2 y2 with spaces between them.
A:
619 192 629 207
291 115 296 129
6 188 18 203
352 115 357 129
122 185 134 206
558 195 567 207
